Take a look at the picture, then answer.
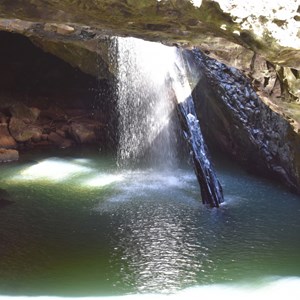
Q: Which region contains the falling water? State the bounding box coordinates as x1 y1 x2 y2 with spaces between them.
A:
113 37 179 168
113 36 223 205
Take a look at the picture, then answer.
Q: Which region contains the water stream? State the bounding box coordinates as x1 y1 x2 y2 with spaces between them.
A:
113 37 179 168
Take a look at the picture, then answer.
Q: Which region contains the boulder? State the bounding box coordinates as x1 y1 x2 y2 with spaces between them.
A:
8 102 41 142
0 148 19 162
9 102 40 121
31 130 43 143
48 132 73 148
69 122 97 144
0 124 17 149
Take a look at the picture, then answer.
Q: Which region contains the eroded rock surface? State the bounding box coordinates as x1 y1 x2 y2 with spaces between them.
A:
189 50 300 193
0 0 299 66
0 1 299 104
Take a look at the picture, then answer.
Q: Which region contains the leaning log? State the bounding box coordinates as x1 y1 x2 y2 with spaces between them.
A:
175 94 224 207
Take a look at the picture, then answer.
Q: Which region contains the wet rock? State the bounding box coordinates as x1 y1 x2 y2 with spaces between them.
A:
0 124 17 148
0 1 299 68
31 130 43 143
69 122 97 144
9 102 39 122
48 132 73 148
189 49 300 193
0 1 299 107
8 102 41 142
41 134 48 141
0 148 19 162
9 117 39 142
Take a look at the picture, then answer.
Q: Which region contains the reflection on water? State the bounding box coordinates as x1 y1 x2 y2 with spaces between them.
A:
96 170 206 293
0 147 300 296
112 201 206 293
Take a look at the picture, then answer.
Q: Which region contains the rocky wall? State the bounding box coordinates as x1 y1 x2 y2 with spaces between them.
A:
188 50 300 193
0 32 115 162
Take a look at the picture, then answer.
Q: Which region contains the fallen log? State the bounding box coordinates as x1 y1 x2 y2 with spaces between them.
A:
175 94 224 207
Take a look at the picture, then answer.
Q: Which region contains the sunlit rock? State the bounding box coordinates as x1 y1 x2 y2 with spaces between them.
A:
69 122 98 144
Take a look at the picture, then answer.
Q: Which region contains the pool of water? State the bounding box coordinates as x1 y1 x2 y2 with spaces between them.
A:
0 147 300 298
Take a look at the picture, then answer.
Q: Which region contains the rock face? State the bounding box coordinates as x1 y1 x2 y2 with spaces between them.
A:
0 1 300 193
0 99 107 157
188 49 300 193
0 0 299 109
9 103 40 142
0 0 299 68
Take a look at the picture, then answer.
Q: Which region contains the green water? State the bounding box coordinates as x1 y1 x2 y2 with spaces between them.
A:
0 147 300 298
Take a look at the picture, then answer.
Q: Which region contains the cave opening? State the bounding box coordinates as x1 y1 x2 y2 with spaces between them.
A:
0 29 300 298
0 31 117 156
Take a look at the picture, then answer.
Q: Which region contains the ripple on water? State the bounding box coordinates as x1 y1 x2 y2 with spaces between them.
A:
95 169 217 293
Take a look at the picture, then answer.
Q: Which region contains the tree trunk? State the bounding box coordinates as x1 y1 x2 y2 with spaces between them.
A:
175 94 224 207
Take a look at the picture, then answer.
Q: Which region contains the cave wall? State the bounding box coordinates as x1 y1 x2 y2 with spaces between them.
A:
0 0 299 69
0 31 100 106
188 50 300 193
0 31 116 161
0 2 299 107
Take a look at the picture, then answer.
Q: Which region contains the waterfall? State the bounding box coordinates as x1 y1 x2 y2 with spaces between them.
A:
113 37 224 206
113 37 178 168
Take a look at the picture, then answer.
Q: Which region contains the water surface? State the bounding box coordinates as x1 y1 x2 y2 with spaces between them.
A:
0 147 300 298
